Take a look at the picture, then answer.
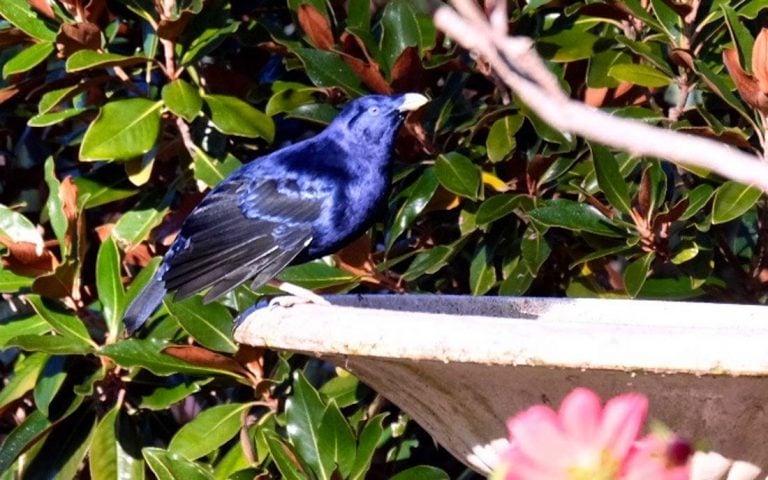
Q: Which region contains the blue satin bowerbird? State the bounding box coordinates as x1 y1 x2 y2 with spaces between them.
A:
123 93 429 334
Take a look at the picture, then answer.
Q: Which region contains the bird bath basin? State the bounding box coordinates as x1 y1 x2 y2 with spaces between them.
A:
233 295 768 474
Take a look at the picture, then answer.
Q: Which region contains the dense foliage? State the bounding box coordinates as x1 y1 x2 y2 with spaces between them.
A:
0 0 767 477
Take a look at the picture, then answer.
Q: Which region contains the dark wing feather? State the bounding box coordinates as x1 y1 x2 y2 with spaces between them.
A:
162 172 325 302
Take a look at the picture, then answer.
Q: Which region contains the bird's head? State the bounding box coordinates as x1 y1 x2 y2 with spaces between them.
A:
331 93 429 146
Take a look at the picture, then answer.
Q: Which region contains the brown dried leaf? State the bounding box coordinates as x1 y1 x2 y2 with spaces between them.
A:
636 168 652 219
163 345 252 379
669 48 694 70
722 48 764 112
56 22 101 57
297 4 334 50
391 46 427 92
752 28 768 94
0 85 20 106
27 0 56 19
654 198 689 227
83 0 108 25
1 240 57 277
233 345 265 383
157 11 194 41
335 234 373 272
32 261 78 298
338 52 391 94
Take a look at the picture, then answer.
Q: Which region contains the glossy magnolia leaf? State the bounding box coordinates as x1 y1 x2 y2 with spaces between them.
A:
143 448 213 480
3 41 53 78
608 63 673 88
387 167 439 250
694 59 753 121
0 316 49 347
23 405 96 479
262 431 307 480
112 193 171 248
74 165 139 209
529 199 625 237
499 257 535 295
390 466 449 480
0 0 56 41
6 334 94 354
203 94 275 141
138 378 208 411
191 149 241 188
402 245 454 281
349 414 386 480
591 142 632 215
169 403 251 460
538 26 599 62
80 98 163 161
680 184 715 220
38 85 78 114
265 83 318 116
293 48 365 96
521 225 551 276
28 108 88 127
476 194 521 226
0 352 47 411
286 371 331 480
65 50 147 72
435 152 481 200
0 268 33 293
278 262 358 289
722 4 754 71
0 410 51 473
90 407 145 480
162 79 202 122
469 244 496 296
486 115 523 162
33 356 65 417
624 252 655 298
124 257 162 308
164 295 237 354
711 181 762 224
26 295 94 348
180 17 239 66
638 276 703 299
379 0 436 71
0 204 44 254
317 401 356 478
97 237 126 339
100 339 244 378
43 157 69 255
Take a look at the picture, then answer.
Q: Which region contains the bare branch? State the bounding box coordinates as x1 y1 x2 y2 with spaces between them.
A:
433 1 768 193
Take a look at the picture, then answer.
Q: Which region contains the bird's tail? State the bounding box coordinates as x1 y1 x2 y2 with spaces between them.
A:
123 269 167 335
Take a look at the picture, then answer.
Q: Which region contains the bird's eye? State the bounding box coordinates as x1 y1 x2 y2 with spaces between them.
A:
368 106 380 115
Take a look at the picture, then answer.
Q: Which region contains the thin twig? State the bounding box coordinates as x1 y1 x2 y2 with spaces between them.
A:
433 1 768 193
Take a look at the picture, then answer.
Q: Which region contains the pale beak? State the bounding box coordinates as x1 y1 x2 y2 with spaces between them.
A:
397 93 429 112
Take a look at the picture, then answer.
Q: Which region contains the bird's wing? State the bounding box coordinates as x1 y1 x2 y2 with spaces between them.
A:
162 172 327 302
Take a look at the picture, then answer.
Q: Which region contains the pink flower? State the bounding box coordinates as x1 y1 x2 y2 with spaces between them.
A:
622 434 691 480
497 388 691 480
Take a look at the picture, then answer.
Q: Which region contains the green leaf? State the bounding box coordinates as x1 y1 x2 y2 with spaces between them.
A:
26 295 95 347
143 447 213 480
265 84 318 116
498 257 535 295
390 466 449 480
529 199 625 237
163 79 203 122
191 149 242 188
0 0 56 41
435 152 481 200
0 269 33 293
680 184 715 220
402 245 454 281
317 401 356 478
476 194 521 225
6 334 93 354
80 98 163 161
97 238 126 339
74 165 139 209
349 414 386 480
469 245 496 295
39 85 79 114
711 181 762 224
0 410 51 473
722 4 754 73
0 353 47 411
521 225 551 275
100 338 244 378
286 372 330 480
28 108 88 127
169 403 250 460
138 378 207 410
90 407 145 480
112 193 171 248
486 115 523 162
65 50 146 72
379 0 435 71
165 296 236 354
387 168 439 250
33 356 66 417
608 63 673 88
293 48 365 95
694 59 752 121
319 374 361 408
0 204 44 254
649 0 681 40
3 41 53 78
125 257 162 308
262 431 307 480
591 142 632 215
180 17 239 66
538 27 599 62
203 94 275 141
624 252 655 297
0 316 49 347
277 262 358 290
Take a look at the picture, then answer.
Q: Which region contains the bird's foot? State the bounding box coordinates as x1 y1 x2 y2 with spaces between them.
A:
267 280 330 306
268 295 330 309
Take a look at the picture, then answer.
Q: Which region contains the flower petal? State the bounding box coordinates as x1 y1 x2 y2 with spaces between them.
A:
508 405 573 468
597 393 648 458
558 388 602 444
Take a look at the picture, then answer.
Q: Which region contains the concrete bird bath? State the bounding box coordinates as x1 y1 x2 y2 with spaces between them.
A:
233 295 768 474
